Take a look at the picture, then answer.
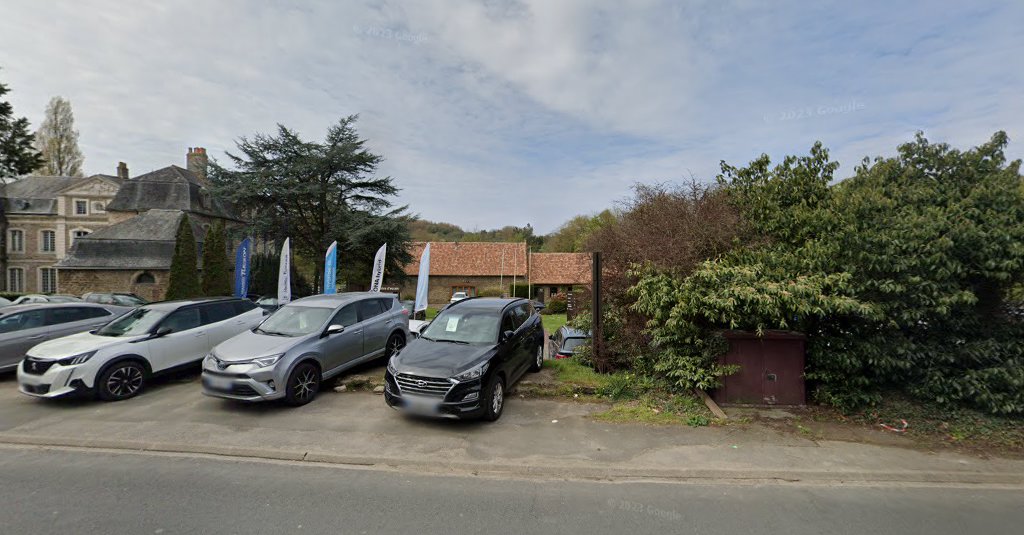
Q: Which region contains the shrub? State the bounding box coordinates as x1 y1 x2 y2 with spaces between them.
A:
478 288 503 298
166 215 201 300
542 294 567 314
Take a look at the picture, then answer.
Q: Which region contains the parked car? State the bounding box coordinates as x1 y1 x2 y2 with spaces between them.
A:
11 294 83 305
449 291 469 304
0 303 134 372
0 297 11 308
547 326 590 359
400 299 429 336
17 297 264 401
202 293 409 406
82 292 148 307
384 297 543 421
254 295 281 313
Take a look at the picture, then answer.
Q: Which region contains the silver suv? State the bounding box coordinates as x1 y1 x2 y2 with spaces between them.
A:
201 293 409 406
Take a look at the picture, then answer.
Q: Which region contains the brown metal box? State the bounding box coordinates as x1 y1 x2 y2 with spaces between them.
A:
712 330 806 406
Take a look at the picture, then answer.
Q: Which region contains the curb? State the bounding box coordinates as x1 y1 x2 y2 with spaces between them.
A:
2 434 1022 486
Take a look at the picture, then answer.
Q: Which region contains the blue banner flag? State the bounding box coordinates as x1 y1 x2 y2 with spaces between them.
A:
233 237 252 298
324 241 338 294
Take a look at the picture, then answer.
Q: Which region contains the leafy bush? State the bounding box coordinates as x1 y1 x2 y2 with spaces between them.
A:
542 294 567 314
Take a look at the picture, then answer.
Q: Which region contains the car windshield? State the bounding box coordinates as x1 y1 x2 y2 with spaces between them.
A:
95 307 167 337
256 305 333 336
421 309 499 344
113 295 145 306
562 337 587 353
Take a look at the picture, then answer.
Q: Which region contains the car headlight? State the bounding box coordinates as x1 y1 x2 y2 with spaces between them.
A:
387 356 398 375
452 361 488 382
57 351 96 366
252 354 283 368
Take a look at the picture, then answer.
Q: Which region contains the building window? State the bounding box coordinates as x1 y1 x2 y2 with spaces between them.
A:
71 229 91 245
93 202 105 213
8 268 24 293
41 230 56 253
40 268 57 294
549 286 560 295
74 200 88 215
451 286 476 297
8 230 24 253
135 272 156 284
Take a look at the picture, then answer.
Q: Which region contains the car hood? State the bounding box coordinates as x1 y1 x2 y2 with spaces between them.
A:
392 338 495 377
213 330 308 362
28 331 148 359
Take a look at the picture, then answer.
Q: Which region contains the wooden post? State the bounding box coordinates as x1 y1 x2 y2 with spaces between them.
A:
591 252 603 368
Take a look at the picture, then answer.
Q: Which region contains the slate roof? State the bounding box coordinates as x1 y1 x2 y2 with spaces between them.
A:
529 253 592 285
1 174 122 215
106 165 241 221
403 242 528 277
56 209 204 270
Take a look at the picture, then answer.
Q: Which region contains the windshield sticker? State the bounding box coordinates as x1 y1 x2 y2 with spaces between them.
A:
446 316 459 332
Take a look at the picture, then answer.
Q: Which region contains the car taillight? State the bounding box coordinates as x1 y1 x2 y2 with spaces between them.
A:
556 352 572 359
401 308 410 315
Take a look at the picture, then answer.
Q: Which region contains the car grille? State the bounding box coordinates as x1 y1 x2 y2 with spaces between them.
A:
22 358 55 376
22 383 50 395
395 373 452 399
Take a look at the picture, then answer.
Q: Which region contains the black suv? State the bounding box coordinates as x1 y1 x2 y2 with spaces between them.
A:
384 298 544 421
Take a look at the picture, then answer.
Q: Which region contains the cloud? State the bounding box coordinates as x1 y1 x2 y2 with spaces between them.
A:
2 0 1021 233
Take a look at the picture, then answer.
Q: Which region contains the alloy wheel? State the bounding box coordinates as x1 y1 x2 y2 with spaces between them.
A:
387 335 404 358
107 365 143 397
536 346 544 368
492 381 504 415
293 367 318 401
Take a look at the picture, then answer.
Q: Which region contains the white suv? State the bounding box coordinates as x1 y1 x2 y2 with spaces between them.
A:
17 297 265 401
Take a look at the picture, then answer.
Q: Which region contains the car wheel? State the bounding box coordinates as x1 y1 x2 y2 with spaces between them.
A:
482 374 505 422
529 344 544 372
384 333 405 359
97 360 146 401
285 362 320 407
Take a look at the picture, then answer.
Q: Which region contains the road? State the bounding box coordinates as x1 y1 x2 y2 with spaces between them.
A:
1 447 1021 535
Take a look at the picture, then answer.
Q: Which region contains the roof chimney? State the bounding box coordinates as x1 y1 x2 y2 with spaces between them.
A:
116 161 129 180
187 147 208 182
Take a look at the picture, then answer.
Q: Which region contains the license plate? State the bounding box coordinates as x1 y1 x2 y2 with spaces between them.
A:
205 375 234 391
405 397 440 415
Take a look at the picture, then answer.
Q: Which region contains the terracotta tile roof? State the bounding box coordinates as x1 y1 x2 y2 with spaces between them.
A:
529 253 592 285
404 242 527 277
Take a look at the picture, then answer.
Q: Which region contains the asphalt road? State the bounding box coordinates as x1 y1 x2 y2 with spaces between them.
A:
1 447 1021 535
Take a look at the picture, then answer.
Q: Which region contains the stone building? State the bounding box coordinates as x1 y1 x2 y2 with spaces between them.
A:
57 148 243 301
1 169 126 293
398 241 591 307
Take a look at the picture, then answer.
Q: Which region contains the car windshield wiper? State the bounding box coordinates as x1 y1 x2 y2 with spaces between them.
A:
255 328 290 336
431 338 470 345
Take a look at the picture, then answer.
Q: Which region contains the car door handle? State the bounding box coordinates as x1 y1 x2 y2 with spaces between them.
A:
194 332 206 337
28 335 44 340
352 329 363 335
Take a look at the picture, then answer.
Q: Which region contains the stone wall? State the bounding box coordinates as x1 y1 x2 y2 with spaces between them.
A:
58 269 169 302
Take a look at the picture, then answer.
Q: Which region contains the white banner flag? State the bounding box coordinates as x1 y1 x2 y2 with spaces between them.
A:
277 238 291 304
369 243 387 292
414 243 430 312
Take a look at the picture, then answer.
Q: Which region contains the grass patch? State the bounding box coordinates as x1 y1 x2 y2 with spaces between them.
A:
544 358 611 391
840 393 1024 454
594 395 714 426
541 313 567 335
425 307 439 320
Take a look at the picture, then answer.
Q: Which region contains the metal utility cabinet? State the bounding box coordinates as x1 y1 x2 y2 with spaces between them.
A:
712 330 806 406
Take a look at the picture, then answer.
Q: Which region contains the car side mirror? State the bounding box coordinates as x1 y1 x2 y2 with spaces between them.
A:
548 334 554 340
262 309 271 316
501 330 515 344
325 324 345 336
155 327 172 337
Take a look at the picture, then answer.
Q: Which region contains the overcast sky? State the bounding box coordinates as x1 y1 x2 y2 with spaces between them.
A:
2 1 1022 233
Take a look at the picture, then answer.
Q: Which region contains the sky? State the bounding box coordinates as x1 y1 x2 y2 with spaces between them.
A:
2 0 1022 234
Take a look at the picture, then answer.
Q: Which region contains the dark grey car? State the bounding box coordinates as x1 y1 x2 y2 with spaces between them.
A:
0 303 133 372
202 293 410 406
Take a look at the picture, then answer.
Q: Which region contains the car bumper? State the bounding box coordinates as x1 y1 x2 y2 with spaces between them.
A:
383 370 485 419
200 369 285 402
17 362 94 399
